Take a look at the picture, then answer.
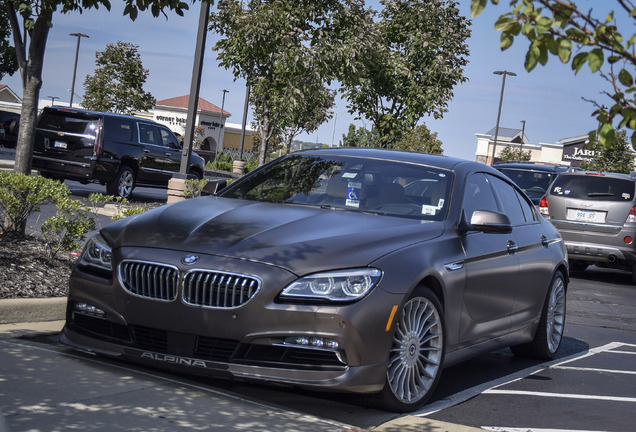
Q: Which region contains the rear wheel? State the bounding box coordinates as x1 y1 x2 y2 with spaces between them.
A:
379 288 445 412
511 270 566 359
107 166 135 199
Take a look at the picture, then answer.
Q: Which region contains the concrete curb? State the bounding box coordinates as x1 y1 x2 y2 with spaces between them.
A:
0 297 66 324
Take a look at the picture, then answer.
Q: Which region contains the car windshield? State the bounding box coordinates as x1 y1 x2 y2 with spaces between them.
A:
221 154 452 220
550 174 636 201
497 168 555 196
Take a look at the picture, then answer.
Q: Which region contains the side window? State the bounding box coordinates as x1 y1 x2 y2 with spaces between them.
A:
159 127 180 149
489 175 527 225
462 173 499 220
105 117 133 141
138 123 159 145
516 189 537 222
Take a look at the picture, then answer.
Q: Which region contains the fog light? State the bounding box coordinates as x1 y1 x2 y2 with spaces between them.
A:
284 336 339 351
624 236 633 244
74 302 105 318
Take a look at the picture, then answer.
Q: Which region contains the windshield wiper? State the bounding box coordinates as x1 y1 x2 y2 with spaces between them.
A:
588 192 615 197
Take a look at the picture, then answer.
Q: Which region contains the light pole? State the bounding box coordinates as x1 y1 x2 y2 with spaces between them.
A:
48 96 59 106
69 32 89 107
490 70 516 165
216 89 228 152
520 119 526 154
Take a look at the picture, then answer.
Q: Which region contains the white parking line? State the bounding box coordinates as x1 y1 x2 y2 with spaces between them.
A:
415 342 633 417
483 389 636 403
482 428 608 432
555 365 636 375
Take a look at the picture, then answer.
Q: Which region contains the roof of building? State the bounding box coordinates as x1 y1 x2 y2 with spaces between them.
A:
485 127 523 138
0 84 22 103
155 95 230 117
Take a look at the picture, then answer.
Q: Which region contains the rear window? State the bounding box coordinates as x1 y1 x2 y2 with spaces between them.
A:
550 175 636 202
497 168 556 194
38 111 99 136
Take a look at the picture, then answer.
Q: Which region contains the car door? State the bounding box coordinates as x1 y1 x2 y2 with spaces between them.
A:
137 122 174 184
489 176 557 330
157 125 183 179
458 172 518 344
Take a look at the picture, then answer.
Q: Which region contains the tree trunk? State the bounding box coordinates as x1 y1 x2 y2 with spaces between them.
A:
7 5 54 175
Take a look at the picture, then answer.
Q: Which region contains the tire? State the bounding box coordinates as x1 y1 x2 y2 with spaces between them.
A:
379 288 445 412
188 169 202 180
107 166 135 199
511 270 566 360
569 260 588 272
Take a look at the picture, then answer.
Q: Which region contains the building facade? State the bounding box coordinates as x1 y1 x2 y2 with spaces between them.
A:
475 127 596 167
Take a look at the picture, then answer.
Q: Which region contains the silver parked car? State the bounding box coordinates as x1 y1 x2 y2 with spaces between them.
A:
61 148 568 412
540 170 636 282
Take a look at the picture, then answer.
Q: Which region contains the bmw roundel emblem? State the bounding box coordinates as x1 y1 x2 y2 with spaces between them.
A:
182 255 199 265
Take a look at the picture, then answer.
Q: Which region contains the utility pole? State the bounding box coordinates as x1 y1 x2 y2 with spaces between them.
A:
69 33 89 107
491 70 516 165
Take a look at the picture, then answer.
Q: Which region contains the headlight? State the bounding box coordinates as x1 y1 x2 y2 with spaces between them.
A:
78 233 112 273
280 268 382 302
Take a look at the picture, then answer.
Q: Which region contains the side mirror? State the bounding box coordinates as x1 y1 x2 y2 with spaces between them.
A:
459 210 512 234
470 210 512 234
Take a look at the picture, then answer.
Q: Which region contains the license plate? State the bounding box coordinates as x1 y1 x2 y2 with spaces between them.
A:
567 208 606 223
54 140 68 149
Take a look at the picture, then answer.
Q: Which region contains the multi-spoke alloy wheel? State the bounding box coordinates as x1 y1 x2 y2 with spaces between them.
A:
381 289 445 412
511 270 567 360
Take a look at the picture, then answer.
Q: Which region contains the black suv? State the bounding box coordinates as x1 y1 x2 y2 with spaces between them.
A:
33 107 205 199
494 162 577 205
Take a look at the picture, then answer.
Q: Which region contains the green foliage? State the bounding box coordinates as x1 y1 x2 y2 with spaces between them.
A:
471 0 636 149
393 124 444 154
41 195 96 259
0 172 68 237
342 0 471 148
341 124 381 148
498 145 532 162
580 130 635 173
210 0 368 166
82 41 155 114
183 178 209 199
0 6 18 80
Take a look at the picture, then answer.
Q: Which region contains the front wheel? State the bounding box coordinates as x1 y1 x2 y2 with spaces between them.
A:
379 288 445 412
107 166 135 199
511 270 566 360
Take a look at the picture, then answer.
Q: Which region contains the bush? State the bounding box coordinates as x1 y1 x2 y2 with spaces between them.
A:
0 172 69 237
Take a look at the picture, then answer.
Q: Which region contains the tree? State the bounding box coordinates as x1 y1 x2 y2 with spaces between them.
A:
340 0 471 148
393 124 444 154
82 41 155 114
498 145 532 161
210 0 370 166
580 130 635 173
341 124 381 148
4 0 189 175
0 6 18 81
471 0 636 149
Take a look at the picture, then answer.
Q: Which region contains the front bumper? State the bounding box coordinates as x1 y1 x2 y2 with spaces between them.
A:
60 247 402 393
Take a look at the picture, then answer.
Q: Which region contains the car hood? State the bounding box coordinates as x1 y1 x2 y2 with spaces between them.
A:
102 196 445 274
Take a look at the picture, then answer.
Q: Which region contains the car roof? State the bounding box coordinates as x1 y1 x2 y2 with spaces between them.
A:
43 106 156 123
493 161 576 173
296 147 490 172
556 170 636 180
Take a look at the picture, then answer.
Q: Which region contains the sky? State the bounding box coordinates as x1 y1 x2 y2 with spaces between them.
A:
1 0 613 158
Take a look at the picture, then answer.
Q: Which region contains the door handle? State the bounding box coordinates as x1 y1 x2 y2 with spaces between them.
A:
541 235 550 246
507 240 518 254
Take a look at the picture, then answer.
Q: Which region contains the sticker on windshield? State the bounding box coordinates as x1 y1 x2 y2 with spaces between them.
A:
346 182 361 208
421 205 437 215
342 172 358 179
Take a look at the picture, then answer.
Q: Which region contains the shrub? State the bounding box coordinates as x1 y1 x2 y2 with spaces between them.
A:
0 173 69 237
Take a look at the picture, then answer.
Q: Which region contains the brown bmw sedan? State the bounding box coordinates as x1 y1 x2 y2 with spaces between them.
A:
60 148 568 412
